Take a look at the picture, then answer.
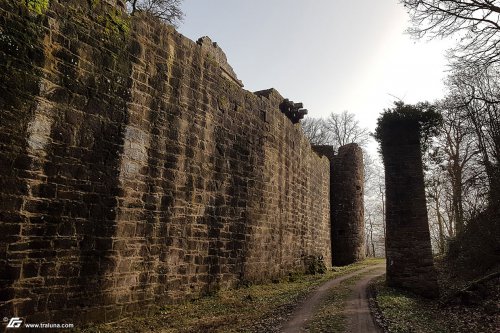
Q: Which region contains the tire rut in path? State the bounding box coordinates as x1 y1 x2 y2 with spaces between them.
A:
281 264 385 333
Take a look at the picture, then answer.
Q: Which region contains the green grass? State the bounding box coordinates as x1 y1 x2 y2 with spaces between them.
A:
372 274 498 333
77 258 384 333
373 276 447 333
306 275 359 333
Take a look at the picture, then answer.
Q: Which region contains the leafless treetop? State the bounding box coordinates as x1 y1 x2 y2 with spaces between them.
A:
401 0 500 68
127 0 184 26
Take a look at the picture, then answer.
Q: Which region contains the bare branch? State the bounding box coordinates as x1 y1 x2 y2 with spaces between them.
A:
126 0 184 26
401 0 500 69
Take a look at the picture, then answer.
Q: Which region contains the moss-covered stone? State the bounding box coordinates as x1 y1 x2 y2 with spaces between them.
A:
23 0 49 15
97 10 130 35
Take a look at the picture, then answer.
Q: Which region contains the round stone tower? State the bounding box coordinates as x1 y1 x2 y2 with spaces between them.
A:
331 143 365 266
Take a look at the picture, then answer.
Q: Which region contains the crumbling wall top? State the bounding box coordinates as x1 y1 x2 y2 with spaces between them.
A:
197 36 244 87
312 145 335 159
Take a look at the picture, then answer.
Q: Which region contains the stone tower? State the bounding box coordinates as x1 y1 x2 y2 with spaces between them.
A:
331 143 365 266
380 117 439 298
313 143 365 266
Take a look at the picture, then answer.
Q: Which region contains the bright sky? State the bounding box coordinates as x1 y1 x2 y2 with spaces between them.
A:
178 0 454 137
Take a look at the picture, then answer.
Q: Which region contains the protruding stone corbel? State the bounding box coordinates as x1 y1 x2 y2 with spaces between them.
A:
279 99 308 124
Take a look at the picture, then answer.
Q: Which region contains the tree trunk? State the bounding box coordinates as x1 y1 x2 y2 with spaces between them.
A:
437 209 446 254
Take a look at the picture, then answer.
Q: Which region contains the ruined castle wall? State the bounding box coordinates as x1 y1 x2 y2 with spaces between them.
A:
381 123 439 298
0 1 330 323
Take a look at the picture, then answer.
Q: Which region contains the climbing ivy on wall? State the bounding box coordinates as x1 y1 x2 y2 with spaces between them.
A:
374 101 442 152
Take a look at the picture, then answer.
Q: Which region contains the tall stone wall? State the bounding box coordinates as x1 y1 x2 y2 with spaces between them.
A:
313 144 365 266
0 1 330 324
381 121 439 298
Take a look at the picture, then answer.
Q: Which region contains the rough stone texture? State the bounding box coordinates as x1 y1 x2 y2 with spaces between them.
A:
197 36 243 88
381 122 439 298
0 0 331 324
312 144 365 266
331 144 365 265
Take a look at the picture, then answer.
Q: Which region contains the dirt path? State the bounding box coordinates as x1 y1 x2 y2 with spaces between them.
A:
281 264 385 333
344 266 385 333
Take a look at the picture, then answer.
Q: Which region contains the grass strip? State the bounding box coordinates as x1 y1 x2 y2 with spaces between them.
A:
305 274 359 333
77 258 384 332
371 275 498 333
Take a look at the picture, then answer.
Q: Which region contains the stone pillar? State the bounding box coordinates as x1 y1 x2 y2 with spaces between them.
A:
331 144 365 266
381 122 439 298
313 144 365 266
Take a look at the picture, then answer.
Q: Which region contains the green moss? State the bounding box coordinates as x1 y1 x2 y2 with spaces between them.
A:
22 0 49 15
97 10 130 35
108 11 130 34
0 0 46 157
217 95 230 112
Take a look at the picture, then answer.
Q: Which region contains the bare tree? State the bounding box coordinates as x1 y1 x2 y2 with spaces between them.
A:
400 0 500 68
127 0 184 26
364 158 386 257
300 117 331 145
401 0 500 207
436 97 484 232
446 66 500 200
365 211 376 257
301 111 370 150
325 111 370 150
426 165 452 252
423 69 496 244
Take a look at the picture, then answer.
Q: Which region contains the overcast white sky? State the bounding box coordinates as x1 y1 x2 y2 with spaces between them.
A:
178 0 454 137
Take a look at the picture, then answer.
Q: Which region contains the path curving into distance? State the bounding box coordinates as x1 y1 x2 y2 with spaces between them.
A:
344 266 385 333
281 263 385 333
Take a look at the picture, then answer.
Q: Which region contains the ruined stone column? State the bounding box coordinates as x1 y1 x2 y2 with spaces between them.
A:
380 118 439 298
330 143 365 266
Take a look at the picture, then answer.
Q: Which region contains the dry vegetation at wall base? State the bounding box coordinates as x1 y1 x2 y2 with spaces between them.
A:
75 258 384 333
